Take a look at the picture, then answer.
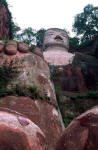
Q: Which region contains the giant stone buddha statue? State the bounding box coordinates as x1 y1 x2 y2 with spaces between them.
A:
43 28 74 66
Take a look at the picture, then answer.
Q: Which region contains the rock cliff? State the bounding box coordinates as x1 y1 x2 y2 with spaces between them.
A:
0 5 10 39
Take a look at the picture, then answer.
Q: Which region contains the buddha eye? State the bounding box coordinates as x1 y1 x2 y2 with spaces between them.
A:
46 33 53 36
61 35 66 38
48 33 54 35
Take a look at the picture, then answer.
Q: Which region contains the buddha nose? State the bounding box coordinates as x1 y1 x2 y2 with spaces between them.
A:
55 35 63 41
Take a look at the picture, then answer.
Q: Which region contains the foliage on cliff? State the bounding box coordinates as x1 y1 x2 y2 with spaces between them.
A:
0 0 16 39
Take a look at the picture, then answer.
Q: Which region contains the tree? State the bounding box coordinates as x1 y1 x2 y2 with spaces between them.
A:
15 27 36 45
12 23 21 39
73 4 98 42
36 28 46 47
69 37 79 49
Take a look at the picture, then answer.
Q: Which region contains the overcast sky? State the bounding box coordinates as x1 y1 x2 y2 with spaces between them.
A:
7 0 98 36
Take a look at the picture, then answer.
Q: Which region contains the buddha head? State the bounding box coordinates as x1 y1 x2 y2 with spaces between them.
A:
43 28 69 51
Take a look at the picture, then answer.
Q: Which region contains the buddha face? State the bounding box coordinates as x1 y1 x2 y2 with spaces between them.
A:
43 28 69 50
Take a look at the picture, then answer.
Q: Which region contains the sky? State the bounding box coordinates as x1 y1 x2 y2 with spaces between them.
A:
7 0 98 36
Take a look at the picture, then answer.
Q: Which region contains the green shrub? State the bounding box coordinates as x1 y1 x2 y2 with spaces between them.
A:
29 86 39 99
40 94 50 101
0 0 15 39
71 90 98 100
0 87 14 97
54 85 62 101
86 90 98 98
0 60 19 96
15 85 26 96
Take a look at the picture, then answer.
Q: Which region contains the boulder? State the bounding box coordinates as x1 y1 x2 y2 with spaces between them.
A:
0 108 45 150
55 106 98 150
0 41 4 52
18 42 29 53
5 41 17 55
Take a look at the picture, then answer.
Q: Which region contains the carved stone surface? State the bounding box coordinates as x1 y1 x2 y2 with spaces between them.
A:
52 53 98 92
5 41 17 55
55 106 98 150
0 40 64 150
43 28 69 51
44 50 74 65
0 96 63 150
18 42 29 53
0 108 45 150
43 28 75 66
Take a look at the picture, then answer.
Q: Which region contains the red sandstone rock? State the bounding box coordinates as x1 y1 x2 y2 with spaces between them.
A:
55 106 98 150
53 65 88 93
18 42 29 53
5 41 17 55
0 108 45 150
0 96 63 150
0 48 64 150
44 50 74 65
0 50 56 102
33 47 43 58
0 5 10 39
0 41 4 52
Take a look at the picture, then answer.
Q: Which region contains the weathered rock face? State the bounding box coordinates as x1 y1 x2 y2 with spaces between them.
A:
53 53 98 92
43 28 75 66
0 108 45 150
55 106 98 150
0 96 63 150
0 41 56 101
0 40 4 52
57 90 98 128
0 41 64 150
0 5 10 39
53 65 88 92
